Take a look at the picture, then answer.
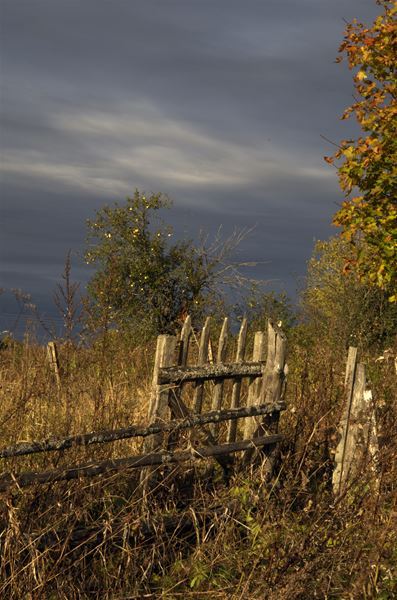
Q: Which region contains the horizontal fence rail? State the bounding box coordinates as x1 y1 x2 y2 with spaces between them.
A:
0 435 282 492
0 402 286 459
158 362 264 384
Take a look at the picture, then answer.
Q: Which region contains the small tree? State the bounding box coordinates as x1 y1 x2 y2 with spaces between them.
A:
85 191 251 339
53 251 81 343
326 0 397 301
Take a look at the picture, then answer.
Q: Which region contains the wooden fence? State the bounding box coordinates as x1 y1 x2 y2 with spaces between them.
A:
0 317 288 493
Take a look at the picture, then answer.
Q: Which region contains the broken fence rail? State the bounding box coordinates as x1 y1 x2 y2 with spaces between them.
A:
0 435 282 492
0 402 286 459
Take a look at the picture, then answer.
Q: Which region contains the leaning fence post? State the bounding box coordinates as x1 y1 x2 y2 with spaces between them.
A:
47 341 61 388
332 347 357 496
333 349 378 496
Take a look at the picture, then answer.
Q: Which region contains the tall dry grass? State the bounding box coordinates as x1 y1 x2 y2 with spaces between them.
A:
0 326 396 598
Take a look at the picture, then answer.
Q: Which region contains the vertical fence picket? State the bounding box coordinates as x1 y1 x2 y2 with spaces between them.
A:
193 317 211 414
261 326 287 474
243 322 287 470
168 316 192 449
141 334 177 488
227 318 248 443
243 331 266 440
260 321 277 402
264 324 287 405
210 318 229 437
144 334 177 454
178 315 192 368
208 338 214 364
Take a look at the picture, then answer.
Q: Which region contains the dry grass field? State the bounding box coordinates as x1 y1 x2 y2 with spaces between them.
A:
0 327 396 599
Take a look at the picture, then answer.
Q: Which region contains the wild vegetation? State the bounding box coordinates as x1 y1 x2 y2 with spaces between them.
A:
0 235 396 598
1 2 396 597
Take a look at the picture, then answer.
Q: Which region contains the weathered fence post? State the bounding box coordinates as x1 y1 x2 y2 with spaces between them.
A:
243 321 287 472
332 346 357 496
227 318 248 443
145 334 177 453
140 334 177 488
210 317 229 437
177 315 192 368
260 323 287 475
262 323 287 406
333 348 379 496
168 316 192 449
243 331 266 440
47 341 61 387
193 317 211 414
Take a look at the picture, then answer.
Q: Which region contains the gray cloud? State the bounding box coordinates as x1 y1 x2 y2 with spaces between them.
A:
0 0 380 332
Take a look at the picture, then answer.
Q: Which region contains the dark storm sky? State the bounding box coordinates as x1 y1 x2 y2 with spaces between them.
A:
0 1 380 333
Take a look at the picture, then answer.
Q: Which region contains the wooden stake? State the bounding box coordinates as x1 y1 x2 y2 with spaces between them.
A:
47 341 61 387
227 317 248 442
210 318 229 437
193 317 211 413
243 331 266 440
333 353 378 496
244 321 287 471
177 315 192 367
145 335 177 452
333 346 358 496
168 316 192 447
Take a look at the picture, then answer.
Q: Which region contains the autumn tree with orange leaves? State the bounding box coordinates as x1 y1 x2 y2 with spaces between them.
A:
327 0 397 301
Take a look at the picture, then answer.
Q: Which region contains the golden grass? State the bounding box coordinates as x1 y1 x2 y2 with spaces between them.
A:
0 329 396 598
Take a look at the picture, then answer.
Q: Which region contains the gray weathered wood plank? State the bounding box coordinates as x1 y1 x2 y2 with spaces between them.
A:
332 346 358 496
193 317 211 413
47 341 61 387
332 354 378 496
0 434 283 492
210 318 229 436
145 335 177 453
243 331 266 440
159 361 264 384
0 402 286 458
227 317 248 442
